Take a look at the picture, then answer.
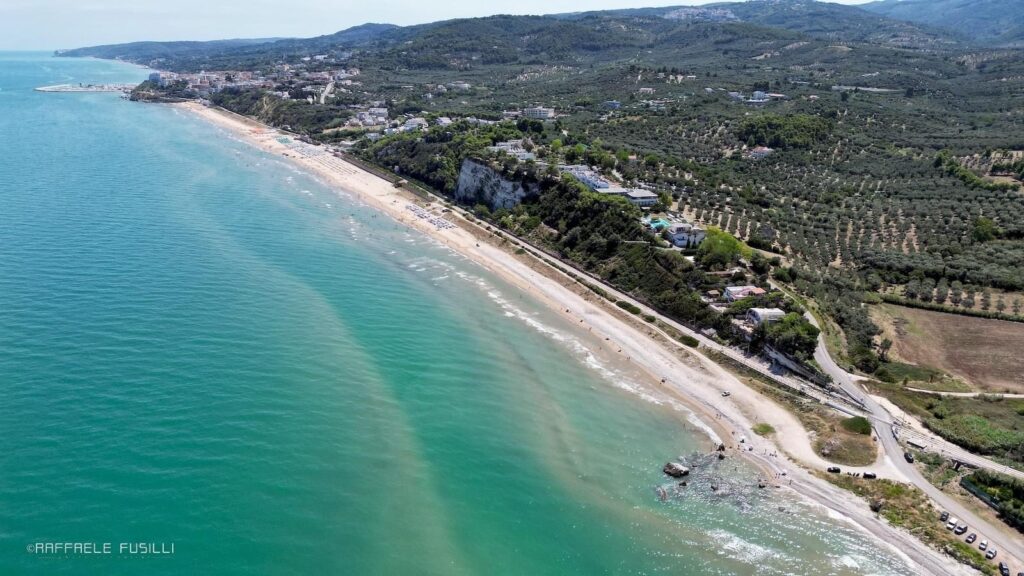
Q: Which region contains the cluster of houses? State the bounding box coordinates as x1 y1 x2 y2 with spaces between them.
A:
702 285 788 336
353 106 390 127
347 104 462 136
150 64 363 99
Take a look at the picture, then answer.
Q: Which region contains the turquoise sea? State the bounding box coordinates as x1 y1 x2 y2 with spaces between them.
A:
0 53 916 575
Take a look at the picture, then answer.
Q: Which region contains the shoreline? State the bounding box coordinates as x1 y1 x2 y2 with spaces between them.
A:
175 101 969 575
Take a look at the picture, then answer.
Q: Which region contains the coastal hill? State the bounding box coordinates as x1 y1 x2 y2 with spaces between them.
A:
863 0 1024 46
57 23 399 71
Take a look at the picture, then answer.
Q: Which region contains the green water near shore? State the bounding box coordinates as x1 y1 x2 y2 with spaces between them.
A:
0 53 915 575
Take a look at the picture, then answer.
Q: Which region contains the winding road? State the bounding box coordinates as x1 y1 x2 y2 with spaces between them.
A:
810 322 1024 571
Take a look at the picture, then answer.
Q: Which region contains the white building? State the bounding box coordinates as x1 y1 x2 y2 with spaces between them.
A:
724 285 767 302
746 146 773 160
746 308 786 326
626 189 658 207
523 106 555 120
488 140 535 161
403 117 429 131
560 165 610 190
666 222 706 248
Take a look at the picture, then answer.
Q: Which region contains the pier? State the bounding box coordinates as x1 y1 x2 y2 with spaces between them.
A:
35 83 136 93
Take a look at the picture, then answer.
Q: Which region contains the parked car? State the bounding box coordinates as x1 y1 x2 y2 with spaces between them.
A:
966 533 976 544
997 561 1008 576
946 518 959 530
904 451 915 463
954 524 967 535
862 472 877 479
985 548 997 560
979 540 988 551
940 511 949 522
827 466 841 474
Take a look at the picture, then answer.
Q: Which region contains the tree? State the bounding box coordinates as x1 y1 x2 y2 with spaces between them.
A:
879 338 893 362
697 227 750 270
761 313 820 360
972 217 999 242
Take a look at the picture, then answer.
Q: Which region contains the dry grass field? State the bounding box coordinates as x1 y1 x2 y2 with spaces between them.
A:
871 303 1024 393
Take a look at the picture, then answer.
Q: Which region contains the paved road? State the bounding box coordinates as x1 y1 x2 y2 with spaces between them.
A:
811 327 1024 571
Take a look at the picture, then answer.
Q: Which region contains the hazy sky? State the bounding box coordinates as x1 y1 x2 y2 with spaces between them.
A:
1 0 872 51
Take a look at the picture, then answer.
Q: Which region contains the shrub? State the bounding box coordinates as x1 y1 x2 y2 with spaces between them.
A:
841 416 872 436
616 300 642 314
678 334 699 348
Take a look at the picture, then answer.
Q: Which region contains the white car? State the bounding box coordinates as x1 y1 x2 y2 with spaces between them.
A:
979 540 988 551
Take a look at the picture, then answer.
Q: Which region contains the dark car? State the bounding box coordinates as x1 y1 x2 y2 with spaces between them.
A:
966 533 976 544
827 466 841 474
940 511 949 522
862 472 877 479
997 562 1008 576
954 524 967 535
904 451 915 463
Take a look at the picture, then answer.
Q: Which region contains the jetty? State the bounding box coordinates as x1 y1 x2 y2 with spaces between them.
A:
35 83 136 93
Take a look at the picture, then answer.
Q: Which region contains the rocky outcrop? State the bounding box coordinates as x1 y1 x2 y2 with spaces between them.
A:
663 462 690 478
455 158 539 210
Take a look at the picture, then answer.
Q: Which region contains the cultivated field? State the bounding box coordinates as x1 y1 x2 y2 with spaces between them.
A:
871 303 1024 393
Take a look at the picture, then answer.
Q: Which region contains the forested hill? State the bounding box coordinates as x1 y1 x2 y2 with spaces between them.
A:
558 0 959 46
57 38 281 62
56 23 399 71
863 0 1024 46
59 0 963 73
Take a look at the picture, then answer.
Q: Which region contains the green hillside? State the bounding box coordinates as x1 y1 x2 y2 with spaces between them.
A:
863 0 1024 45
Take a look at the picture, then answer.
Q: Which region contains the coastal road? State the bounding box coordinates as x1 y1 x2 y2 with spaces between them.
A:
811 327 1024 569
806 315 1024 478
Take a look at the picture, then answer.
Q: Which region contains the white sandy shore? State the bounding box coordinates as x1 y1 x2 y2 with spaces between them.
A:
177 102 969 575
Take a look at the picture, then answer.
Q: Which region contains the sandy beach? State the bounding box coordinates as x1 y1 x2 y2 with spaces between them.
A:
177 101 969 575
